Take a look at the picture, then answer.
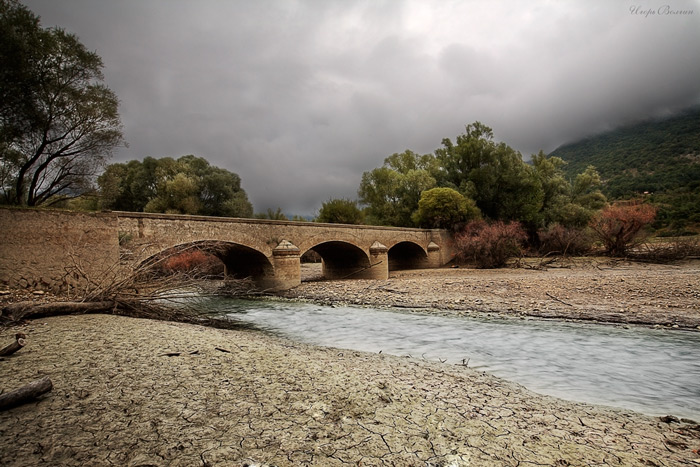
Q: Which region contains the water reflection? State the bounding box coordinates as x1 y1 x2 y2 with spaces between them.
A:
201 298 700 420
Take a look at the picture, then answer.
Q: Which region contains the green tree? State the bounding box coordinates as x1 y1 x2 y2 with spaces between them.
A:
255 207 287 220
412 187 480 229
531 151 569 225
435 122 544 225
317 198 364 224
531 152 607 229
0 0 43 150
358 150 437 226
145 172 202 214
1 1 123 206
98 155 253 217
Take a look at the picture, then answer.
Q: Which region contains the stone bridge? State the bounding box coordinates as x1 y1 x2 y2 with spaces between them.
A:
0 208 455 292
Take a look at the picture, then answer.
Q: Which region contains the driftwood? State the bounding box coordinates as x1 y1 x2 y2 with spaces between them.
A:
1 301 115 323
0 246 260 330
1 299 251 332
0 332 27 356
0 376 53 410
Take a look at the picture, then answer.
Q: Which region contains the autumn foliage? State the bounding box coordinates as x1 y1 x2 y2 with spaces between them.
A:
589 202 657 256
454 220 527 268
161 250 224 276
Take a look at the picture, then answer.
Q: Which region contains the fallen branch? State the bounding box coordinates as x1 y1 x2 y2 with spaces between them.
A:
0 333 27 356
1 246 261 332
546 292 573 307
0 376 53 411
2 301 115 323
340 261 383 280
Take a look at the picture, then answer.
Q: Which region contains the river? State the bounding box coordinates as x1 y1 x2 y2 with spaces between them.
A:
198 297 700 421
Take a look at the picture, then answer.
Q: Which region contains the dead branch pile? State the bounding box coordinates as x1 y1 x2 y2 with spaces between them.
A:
1 245 257 331
628 237 700 263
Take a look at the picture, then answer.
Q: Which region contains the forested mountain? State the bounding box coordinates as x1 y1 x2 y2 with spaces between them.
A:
549 107 700 230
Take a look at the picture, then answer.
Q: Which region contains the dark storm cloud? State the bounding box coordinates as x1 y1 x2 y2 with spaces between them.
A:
22 0 700 215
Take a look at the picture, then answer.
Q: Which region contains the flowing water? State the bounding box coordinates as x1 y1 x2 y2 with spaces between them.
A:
198 297 700 421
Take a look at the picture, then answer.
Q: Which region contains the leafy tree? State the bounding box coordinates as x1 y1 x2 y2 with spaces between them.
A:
145 172 201 214
531 152 606 228
98 155 253 217
412 187 480 229
358 150 437 226
255 207 287 220
0 0 43 150
356 122 608 232
317 198 364 224
1 1 123 206
589 202 657 256
435 123 544 225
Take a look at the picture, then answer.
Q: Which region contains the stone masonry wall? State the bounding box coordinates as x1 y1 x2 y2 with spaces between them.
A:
0 208 455 293
0 208 120 293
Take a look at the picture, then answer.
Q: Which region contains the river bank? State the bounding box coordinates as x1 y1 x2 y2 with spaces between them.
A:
282 258 700 330
1 314 699 466
1 259 699 465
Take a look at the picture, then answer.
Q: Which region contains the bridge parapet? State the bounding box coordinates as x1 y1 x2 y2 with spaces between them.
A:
0 208 455 292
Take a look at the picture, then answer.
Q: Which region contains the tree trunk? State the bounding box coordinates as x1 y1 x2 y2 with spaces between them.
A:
0 376 53 410
0 337 26 356
1 301 115 322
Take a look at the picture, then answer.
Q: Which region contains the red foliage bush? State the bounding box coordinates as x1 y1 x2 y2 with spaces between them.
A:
537 224 593 256
162 249 223 276
589 202 657 256
455 220 527 268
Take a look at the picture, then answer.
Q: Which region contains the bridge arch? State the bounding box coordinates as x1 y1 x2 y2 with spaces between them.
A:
388 241 429 271
144 240 273 282
305 241 371 280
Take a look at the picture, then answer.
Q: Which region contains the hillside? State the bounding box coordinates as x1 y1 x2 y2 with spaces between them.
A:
549 107 700 230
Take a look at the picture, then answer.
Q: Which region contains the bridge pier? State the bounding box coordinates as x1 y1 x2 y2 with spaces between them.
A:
266 240 301 290
426 241 443 268
362 241 389 280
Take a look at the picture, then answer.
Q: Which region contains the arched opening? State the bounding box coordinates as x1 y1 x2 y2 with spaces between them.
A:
388 242 429 271
144 241 273 282
305 241 371 280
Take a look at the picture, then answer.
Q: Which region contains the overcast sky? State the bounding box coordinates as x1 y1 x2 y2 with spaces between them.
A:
23 0 700 216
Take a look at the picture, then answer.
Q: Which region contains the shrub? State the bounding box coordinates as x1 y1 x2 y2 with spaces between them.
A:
589 202 657 256
412 187 481 229
537 224 593 256
455 220 527 268
162 249 223 276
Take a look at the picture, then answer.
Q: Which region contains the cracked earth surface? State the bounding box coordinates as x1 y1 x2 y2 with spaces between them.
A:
1 314 699 466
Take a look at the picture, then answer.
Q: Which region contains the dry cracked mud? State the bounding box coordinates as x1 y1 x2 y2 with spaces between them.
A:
1 313 699 466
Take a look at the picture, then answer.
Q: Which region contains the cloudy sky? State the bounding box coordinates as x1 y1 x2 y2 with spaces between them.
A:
23 0 700 216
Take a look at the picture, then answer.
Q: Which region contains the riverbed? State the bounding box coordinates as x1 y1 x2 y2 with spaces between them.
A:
2 314 699 466
2 260 700 465
203 297 700 422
